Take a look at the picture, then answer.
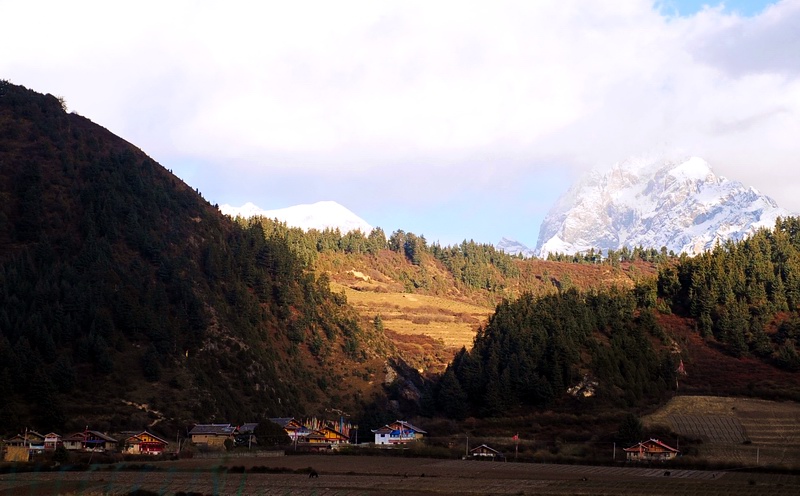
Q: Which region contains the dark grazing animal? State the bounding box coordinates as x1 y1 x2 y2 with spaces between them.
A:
309 469 319 478
664 471 671 476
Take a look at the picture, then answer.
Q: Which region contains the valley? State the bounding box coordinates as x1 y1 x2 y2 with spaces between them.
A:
2 81 800 474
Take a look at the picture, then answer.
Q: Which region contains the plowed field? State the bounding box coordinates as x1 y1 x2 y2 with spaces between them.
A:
2 454 797 495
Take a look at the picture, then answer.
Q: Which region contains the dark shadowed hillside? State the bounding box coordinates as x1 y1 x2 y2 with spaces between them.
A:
0 81 392 435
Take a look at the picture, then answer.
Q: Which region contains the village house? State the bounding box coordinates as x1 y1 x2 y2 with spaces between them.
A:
2 431 46 461
62 430 118 452
469 444 504 460
316 425 349 445
623 438 680 461
4 431 45 452
43 432 62 451
372 420 426 445
188 424 236 450
123 431 170 455
300 431 332 451
269 418 311 442
299 425 350 451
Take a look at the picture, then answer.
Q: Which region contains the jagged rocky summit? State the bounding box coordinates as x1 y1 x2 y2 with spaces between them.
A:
220 200 373 234
535 155 794 257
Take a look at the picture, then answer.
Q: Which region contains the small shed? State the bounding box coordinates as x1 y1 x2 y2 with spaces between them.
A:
470 444 504 460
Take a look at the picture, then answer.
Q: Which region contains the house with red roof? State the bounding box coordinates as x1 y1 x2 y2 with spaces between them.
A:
123 431 170 455
623 438 680 461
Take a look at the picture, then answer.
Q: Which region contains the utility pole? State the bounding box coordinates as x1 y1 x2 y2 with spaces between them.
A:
613 442 616 461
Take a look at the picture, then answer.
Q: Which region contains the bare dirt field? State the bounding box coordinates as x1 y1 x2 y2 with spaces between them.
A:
2 454 797 496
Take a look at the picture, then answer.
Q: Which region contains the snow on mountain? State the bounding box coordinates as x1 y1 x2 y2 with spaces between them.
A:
496 237 535 258
535 155 794 257
220 200 373 234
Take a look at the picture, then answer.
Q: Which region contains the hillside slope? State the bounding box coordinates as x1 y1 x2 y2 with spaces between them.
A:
305 241 655 373
0 81 390 434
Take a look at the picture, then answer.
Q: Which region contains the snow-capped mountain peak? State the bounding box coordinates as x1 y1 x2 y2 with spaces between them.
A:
535 155 794 257
496 237 535 258
220 200 372 234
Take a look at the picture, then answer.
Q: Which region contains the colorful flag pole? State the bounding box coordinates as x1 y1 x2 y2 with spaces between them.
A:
513 433 519 460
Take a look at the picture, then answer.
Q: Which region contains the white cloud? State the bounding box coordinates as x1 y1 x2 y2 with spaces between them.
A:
2 0 799 240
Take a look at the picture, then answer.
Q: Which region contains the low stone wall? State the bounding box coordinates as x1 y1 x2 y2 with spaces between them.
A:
192 450 285 459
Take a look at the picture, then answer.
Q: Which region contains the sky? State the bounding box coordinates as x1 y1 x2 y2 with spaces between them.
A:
2 0 799 249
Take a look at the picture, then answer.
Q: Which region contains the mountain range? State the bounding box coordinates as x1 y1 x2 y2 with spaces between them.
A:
220 201 373 234
5 81 800 446
534 155 794 257
231 157 792 261
495 237 535 258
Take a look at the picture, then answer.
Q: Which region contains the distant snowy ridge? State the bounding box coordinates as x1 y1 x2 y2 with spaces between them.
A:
535 155 794 257
220 200 373 234
496 237 535 258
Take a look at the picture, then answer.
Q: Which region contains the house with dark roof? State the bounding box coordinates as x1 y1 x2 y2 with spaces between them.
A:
62 430 118 452
470 444 504 459
4 431 45 451
372 420 426 445
188 424 236 449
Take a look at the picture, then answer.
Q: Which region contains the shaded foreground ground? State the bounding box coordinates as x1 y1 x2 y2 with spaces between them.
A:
2 455 799 495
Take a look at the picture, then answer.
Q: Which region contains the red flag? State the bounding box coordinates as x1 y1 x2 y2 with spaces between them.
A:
512 433 518 441
677 359 687 376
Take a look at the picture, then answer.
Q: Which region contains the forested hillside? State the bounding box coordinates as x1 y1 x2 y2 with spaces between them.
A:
0 81 390 434
660 218 800 365
432 291 677 418
425 219 800 419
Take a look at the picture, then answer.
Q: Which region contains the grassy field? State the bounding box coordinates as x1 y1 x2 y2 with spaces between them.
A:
1 454 797 495
322 251 651 372
645 395 800 467
331 279 493 372
333 282 493 346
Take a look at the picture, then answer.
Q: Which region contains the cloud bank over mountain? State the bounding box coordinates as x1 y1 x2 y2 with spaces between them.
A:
3 1 799 246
